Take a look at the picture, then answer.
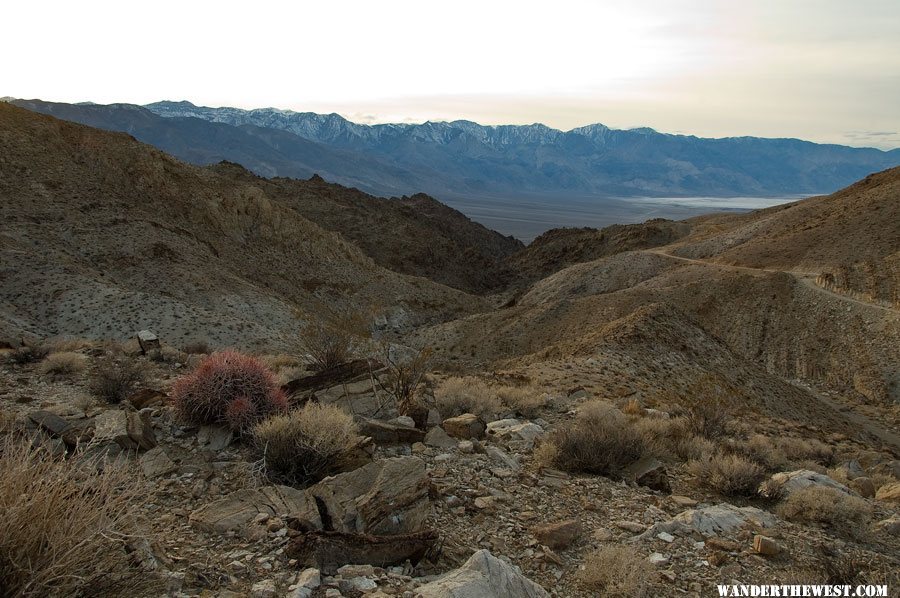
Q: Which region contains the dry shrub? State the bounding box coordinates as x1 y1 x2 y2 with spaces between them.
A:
542 402 643 476
689 453 765 496
254 403 362 486
738 434 790 471
0 436 144 596
260 354 302 370
435 376 502 419
5 344 49 365
149 346 187 364
91 360 147 404
172 350 288 432
379 346 432 418
579 545 652 597
621 398 644 416
182 340 210 355
38 351 87 376
632 416 698 461
776 486 872 537
496 385 545 418
300 312 370 372
778 437 834 466
43 338 92 353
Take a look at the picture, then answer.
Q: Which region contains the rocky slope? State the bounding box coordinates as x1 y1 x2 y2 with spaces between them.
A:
206 162 523 294
0 103 486 349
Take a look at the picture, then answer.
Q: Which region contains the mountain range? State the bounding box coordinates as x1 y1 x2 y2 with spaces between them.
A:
9 98 900 206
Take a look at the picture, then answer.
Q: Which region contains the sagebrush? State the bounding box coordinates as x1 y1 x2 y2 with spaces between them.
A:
539 402 643 476
254 402 362 486
579 545 651 597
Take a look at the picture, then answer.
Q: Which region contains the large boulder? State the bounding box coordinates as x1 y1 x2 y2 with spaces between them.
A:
635 503 776 541
485 419 544 446
307 456 429 535
759 470 852 499
443 414 485 440
190 486 321 534
416 550 549 598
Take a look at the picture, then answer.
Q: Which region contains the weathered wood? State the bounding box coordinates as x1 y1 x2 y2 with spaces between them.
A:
281 358 382 396
357 417 426 444
285 528 438 574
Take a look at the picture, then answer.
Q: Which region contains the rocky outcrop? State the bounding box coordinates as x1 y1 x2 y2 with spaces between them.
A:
759 470 853 499
307 456 430 535
190 486 321 534
415 550 549 598
636 503 777 541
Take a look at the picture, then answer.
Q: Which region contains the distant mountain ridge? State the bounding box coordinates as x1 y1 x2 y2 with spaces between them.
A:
9 98 900 201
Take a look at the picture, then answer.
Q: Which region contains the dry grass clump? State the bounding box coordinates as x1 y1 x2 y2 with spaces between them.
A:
496 385 546 418
621 398 644 416
90 360 147 404
149 346 187 364
435 376 502 419
0 436 144 596
38 351 87 376
688 453 765 496
631 416 714 461
579 545 652 597
5 343 49 365
778 437 834 466
254 403 362 486
172 350 288 432
738 435 834 471
776 486 872 537
43 338 93 353
540 402 643 476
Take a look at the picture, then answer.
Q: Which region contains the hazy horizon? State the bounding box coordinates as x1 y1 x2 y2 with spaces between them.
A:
4 0 898 150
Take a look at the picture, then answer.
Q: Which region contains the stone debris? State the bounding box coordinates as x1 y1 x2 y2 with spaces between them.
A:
424 426 458 449
532 519 582 550
623 455 671 493
140 445 177 478
197 424 233 451
93 409 157 450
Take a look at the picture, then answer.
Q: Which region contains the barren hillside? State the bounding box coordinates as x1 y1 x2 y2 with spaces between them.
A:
0 103 487 349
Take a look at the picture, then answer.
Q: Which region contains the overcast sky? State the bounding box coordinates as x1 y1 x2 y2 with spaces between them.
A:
4 0 899 149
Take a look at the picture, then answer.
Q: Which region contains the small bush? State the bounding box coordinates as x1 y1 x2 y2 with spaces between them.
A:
379 346 432 419
435 376 502 419
0 436 144 596
38 352 87 376
300 313 369 371
90 360 146 404
738 434 790 471
5 344 49 365
579 545 652 597
632 416 700 461
253 403 362 486
149 346 187 364
182 340 210 355
172 350 288 432
621 398 644 416
541 402 643 476
496 385 546 418
779 437 834 466
689 453 765 496
776 486 872 537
